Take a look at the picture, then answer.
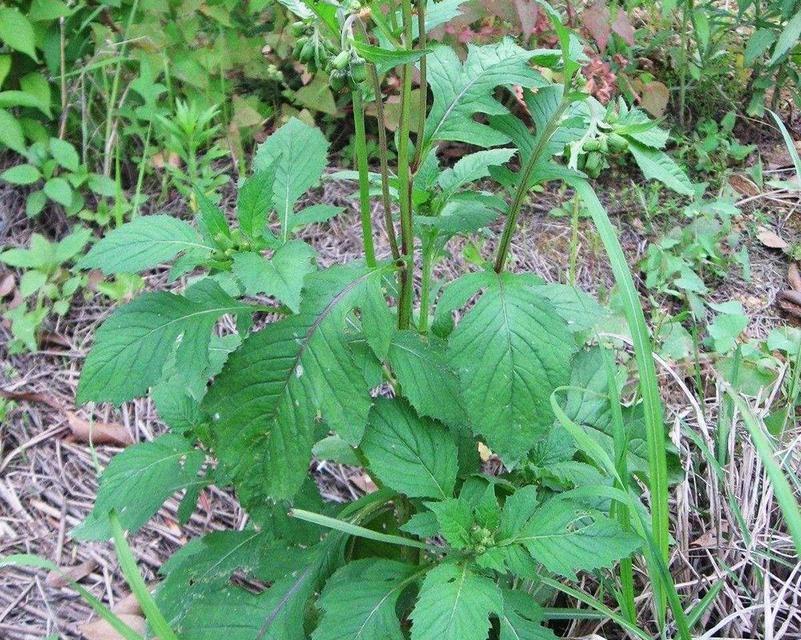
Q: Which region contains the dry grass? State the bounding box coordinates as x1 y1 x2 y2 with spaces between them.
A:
1 167 799 639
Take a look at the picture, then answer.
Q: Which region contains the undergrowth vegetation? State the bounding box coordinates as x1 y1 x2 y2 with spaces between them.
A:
1 0 801 638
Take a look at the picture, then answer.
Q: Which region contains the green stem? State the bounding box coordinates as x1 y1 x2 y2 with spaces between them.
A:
352 90 377 268
411 0 428 170
419 234 435 333
397 0 415 329
494 99 569 273
367 63 400 260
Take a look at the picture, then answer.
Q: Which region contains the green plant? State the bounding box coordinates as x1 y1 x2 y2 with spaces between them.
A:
684 111 756 175
65 2 702 638
0 227 90 352
643 193 749 316
0 137 117 218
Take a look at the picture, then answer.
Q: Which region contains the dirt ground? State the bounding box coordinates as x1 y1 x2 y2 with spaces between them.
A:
1 162 800 638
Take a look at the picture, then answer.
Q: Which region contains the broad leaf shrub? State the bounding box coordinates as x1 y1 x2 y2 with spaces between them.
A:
74 2 691 638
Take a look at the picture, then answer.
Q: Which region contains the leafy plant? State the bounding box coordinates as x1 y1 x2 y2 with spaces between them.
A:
0 228 90 352
70 2 697 638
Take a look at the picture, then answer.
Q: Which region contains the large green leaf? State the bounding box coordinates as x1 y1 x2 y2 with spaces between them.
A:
232 241 317 313
498 497 641 580
410 563 502 640
0 8 38 61
79 215 213 275
362 398 458 500
448 273 576 464
422 39 543 151
202 265 390 501
386 330 467 428
77 281 250 404
314 559 418 640
73 434 205 540
252 118 329 237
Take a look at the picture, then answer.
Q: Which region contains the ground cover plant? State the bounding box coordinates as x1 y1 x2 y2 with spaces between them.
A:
2 0 801 639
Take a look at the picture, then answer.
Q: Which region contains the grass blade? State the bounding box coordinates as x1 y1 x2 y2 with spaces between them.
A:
109 511 179 640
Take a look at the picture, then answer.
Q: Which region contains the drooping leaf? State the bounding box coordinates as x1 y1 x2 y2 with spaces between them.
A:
0 109 26 155
313 559 418 640
422 39 544 151
628 142 694 196
232 241 317 313
362 398 458 500
410 563 502 640
202 265 389 501
79 215 213 275
499 589 557 640
448 273 576 464
416 198 501 237
386 330 467 428
73 434 205 540
77 282 250 404
252 118 329 236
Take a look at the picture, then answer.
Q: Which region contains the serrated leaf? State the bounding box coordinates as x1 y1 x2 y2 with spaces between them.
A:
237 168 275 239
745 28 776 65
77 282 250 404
499 589 557 640
387 330 467 427
502 499 641 580
410 563 502 640
314 559 418 640
438 148 516 196
202 265 383 501
73 434 204 540
253 118 329 238
79 215 213 274
628 142 694 195
448 273 576 464
614 107 669 149
362 398 458 500
423 39 544 151
232 241 317 313
156 529 273 623
0 8 38 61
424 498 473 548
538 283 608 333
196 189 231 245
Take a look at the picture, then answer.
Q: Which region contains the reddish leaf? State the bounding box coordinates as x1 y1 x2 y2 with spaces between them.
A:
611 9 636 46
582 0 611 50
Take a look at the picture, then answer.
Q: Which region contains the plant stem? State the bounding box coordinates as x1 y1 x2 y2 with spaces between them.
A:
411 0 428 170
397 0 415 329
568 196 580 285
494 99 569 274
367 63 400 260
352 90 377 268
419 234 435 333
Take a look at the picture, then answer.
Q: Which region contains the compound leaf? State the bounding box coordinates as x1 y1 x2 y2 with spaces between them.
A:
203 265 387 501
423 39 544 150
